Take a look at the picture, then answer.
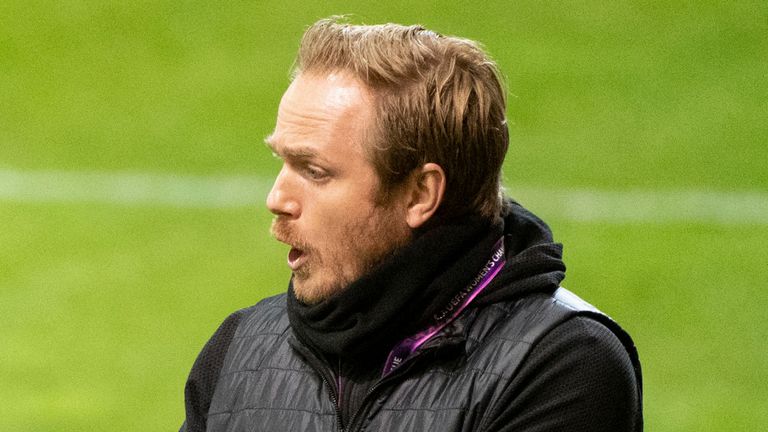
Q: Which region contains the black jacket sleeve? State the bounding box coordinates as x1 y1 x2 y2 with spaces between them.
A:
481 316 642 432
180 310 245 432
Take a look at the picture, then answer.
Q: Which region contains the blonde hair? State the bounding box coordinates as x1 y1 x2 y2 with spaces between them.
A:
294 18 509 221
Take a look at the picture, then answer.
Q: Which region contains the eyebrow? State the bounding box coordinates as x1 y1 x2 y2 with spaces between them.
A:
263 134 279 152
264 134 326 163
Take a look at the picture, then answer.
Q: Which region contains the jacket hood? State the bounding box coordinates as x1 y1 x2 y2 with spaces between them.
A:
475 197 566 306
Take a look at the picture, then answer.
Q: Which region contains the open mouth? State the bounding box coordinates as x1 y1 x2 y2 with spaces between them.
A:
287 247 306 270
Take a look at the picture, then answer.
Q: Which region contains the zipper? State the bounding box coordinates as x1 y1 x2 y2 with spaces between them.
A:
288 338 345 432
345 347 435 432
290 317 468 431
318 371 345 432
344 313 471 432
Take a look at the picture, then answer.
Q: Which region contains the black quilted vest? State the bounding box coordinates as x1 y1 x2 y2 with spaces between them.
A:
204 287 641 431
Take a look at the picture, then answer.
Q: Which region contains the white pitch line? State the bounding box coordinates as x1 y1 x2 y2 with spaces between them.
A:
0 168 272 208
1 168 767 224
509 186 768 225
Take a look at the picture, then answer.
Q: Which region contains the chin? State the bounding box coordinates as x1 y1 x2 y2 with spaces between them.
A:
292 277 344 305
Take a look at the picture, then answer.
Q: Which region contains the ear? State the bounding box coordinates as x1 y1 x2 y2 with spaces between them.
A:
404 163 446 229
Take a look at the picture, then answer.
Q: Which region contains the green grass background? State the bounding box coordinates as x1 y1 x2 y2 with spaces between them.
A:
1 1 766 430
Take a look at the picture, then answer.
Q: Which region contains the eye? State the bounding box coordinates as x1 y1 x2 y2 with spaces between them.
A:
304 165 329 181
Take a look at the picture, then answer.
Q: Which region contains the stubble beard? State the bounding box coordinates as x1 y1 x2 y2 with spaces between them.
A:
271 206 412 305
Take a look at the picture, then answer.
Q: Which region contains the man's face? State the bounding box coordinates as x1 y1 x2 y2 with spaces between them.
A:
266 72 412 304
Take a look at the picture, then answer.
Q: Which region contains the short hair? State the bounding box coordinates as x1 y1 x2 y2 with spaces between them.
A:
293 18 509 222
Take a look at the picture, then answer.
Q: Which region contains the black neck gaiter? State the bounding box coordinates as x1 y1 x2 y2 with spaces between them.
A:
287 216 501 361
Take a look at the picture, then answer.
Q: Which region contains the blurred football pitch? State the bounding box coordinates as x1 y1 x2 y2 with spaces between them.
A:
1 1 766 430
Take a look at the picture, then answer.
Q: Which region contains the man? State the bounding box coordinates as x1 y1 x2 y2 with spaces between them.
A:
181 18 642 432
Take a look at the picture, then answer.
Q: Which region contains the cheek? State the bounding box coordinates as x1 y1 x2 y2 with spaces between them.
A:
300 206 360 252
300 181 384 248
309 190 379 226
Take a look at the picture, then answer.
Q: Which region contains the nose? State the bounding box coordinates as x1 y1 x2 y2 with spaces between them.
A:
266 165 300 217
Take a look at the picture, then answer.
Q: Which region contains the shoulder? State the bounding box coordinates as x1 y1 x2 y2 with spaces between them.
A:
181 293 289 430
202 293 288 343
189 293 289 379
486 288 640 373
231 293 290 339
505 288 641 398
476 292 642 431
514 315 642 431
529 315 637 385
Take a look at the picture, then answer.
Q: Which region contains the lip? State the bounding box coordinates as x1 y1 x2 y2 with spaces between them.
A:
287 247 307 271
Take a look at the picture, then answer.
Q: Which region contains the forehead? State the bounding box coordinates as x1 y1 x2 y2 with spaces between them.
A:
267 72 374 158
286 72 368 112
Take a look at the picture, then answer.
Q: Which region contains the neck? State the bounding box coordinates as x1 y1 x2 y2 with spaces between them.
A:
287 215 500 360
